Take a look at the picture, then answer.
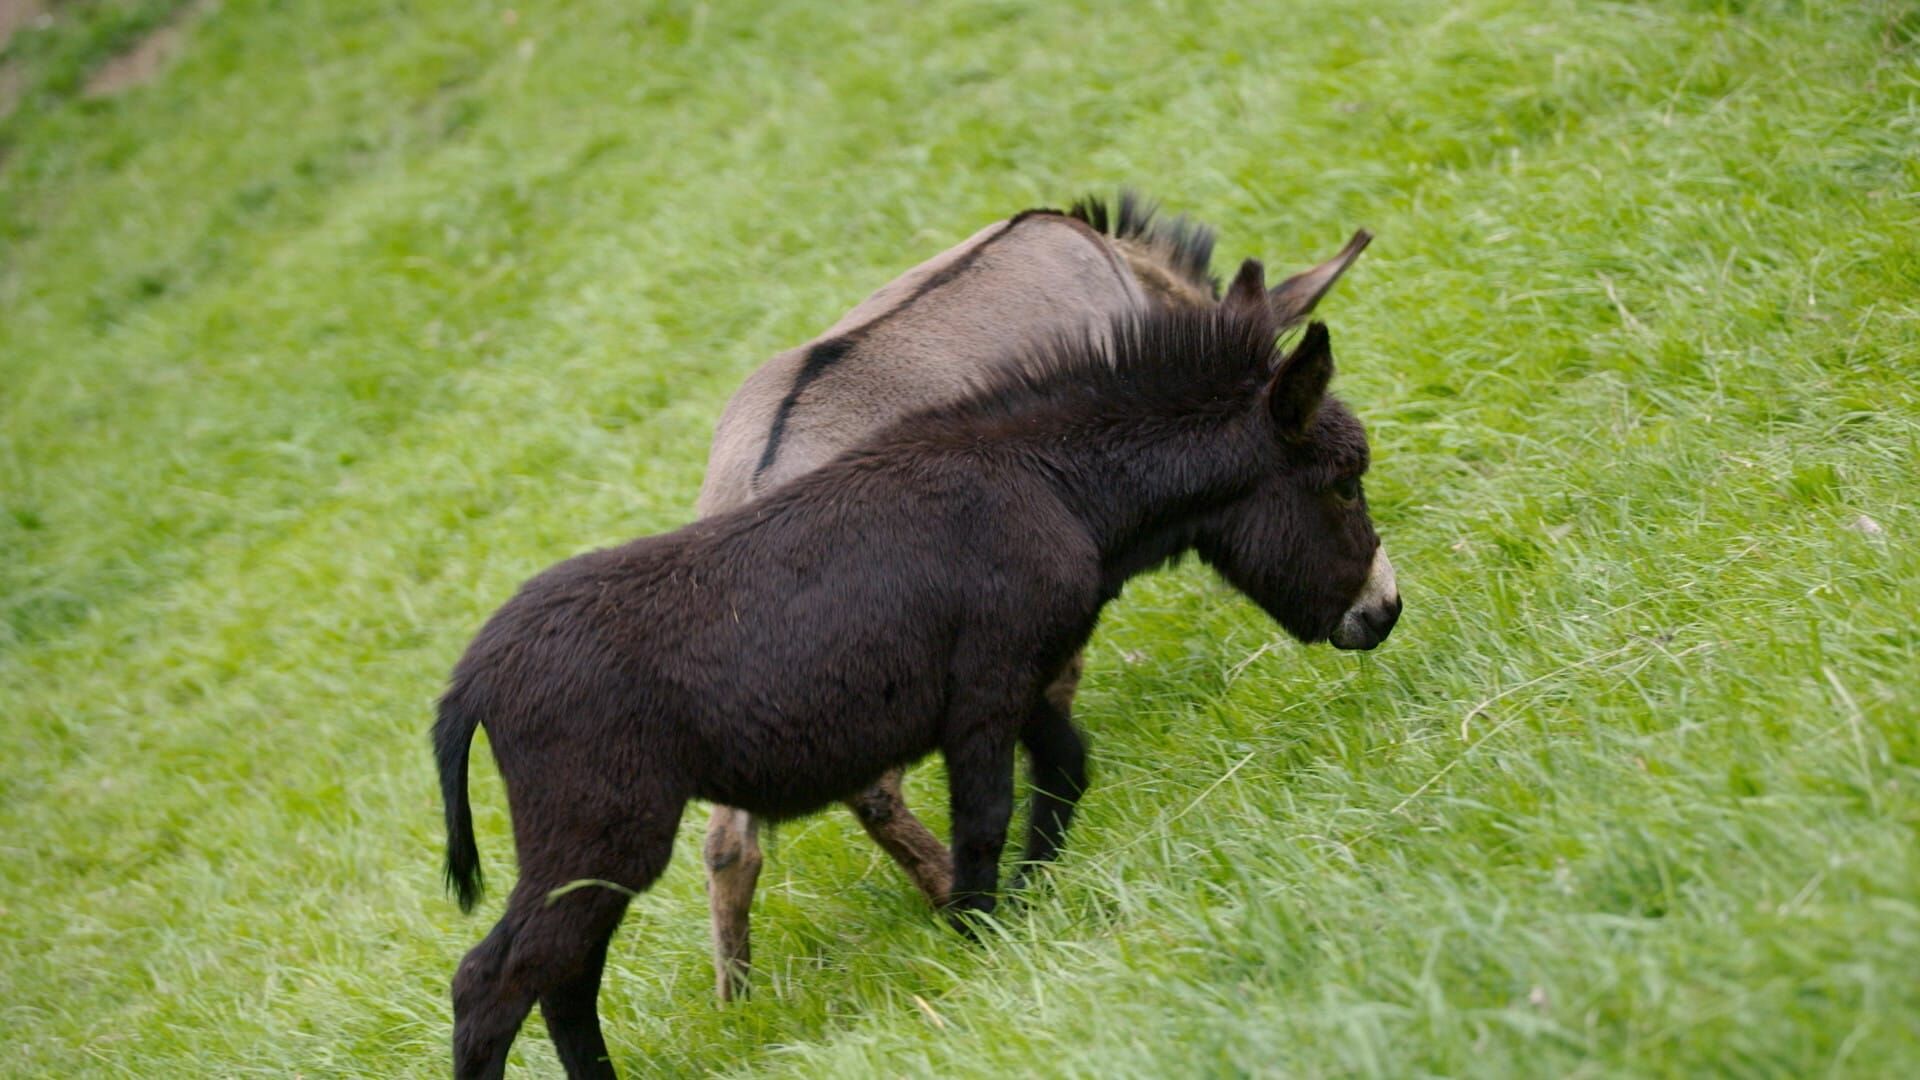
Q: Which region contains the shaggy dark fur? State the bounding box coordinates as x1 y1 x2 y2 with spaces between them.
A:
432 260 1394 1078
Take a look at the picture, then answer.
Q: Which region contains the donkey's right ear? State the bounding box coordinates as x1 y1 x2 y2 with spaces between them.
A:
1266 321 1333 434
1269 229 1371 329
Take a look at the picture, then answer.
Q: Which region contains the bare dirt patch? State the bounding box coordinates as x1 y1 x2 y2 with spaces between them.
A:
83 1 214 99
0 0 51 121
0 1 53 55
0 62 23 120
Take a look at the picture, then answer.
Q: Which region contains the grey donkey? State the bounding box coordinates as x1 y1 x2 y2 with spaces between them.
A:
696 192 1372 1000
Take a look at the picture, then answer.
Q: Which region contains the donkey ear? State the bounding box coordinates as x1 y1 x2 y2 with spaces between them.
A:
1266 322 1333 434
1269 229 1371 329
1223 258 1268 315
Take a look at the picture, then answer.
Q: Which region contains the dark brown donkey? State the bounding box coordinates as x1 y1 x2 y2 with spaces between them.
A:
698 193 1372 999
433 266 1401 1077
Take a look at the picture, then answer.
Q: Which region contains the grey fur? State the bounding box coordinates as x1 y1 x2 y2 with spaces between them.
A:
699 213 1145 513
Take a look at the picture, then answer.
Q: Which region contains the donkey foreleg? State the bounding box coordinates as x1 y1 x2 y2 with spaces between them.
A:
702 805 762 1002
847 768 952 905
1010 653 1088 892
1012 697 1089 886
940 722 1018 936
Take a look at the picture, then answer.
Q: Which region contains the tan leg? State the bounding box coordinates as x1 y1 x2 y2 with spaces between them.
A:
703 805 762 1002
844 650 1088 907
847 768 953 905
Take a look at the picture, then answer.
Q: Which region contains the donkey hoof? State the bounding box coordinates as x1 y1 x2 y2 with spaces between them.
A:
1002 873 1042 907
941 896 997 940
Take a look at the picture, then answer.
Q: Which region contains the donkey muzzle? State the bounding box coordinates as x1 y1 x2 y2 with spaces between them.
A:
1329 546 1401 651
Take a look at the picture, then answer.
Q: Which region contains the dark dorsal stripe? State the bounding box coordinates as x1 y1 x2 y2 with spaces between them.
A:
755 336 857 481
754 214 1045 484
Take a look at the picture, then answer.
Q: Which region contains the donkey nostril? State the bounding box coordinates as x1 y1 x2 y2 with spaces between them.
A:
1365 598 1401 638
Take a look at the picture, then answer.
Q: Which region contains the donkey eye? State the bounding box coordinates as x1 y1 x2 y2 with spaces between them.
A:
1331 476 1362 502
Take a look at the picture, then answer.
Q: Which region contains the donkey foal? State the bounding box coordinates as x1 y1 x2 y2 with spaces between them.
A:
434 265 1399 1077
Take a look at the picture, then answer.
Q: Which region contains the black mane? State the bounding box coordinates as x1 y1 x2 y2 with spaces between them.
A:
1066 190 1220 297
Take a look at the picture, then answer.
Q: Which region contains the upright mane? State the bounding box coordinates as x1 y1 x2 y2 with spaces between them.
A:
1065 190 1220 298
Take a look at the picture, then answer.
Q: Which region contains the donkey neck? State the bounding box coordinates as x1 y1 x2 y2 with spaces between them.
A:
1026 410 1264 593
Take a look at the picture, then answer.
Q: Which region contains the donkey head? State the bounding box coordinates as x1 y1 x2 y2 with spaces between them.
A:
1197 260 1401 650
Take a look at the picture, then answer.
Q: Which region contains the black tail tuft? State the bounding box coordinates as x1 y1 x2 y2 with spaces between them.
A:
433 692 485 913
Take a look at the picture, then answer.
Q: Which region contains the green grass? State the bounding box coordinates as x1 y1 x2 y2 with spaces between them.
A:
3 0 1917 1075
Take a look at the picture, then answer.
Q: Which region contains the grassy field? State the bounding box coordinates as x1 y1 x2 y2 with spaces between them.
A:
3 0 1917 1075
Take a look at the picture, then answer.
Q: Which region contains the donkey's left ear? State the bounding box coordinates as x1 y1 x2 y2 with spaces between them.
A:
1269 229 1371 329
1223 258 1268 315
1266 322 1333 434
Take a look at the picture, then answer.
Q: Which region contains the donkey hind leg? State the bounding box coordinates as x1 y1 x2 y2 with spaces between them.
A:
452 882 629 1080
847 768 952 906
451 812 678 1080
703 805 763 1002
539 926 618 1079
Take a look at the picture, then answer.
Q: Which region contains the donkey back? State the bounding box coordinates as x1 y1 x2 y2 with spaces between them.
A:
699 212 1146 514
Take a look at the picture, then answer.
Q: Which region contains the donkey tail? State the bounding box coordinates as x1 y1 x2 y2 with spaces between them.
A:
433 692 485 913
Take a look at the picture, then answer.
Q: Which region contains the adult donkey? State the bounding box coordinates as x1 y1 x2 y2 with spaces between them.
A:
697 193 1371 1000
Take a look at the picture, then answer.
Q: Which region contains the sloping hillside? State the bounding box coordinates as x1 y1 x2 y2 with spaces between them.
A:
2 1 1915 1075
